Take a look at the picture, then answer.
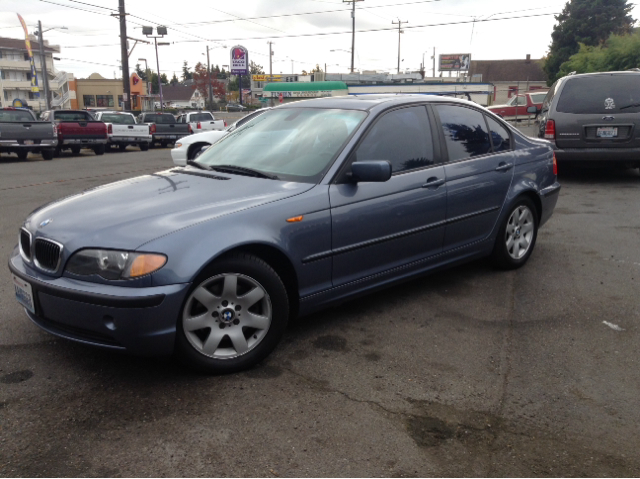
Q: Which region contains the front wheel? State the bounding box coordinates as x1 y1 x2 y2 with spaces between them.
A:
491 197 538 270
175 254 290 374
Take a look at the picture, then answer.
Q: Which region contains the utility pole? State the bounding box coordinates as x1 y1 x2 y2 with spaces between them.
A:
267 41 274 106
117 0 131 111
36 21 50 110
432 47 436 78
392 19 407 74
343 0 363 73
206 45 213 110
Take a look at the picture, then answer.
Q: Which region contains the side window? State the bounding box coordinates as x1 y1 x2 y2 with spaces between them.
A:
354 106 434 174
435 104 492 162
486 116 511 152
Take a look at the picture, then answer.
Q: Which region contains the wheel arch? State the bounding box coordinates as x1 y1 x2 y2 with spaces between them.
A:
187 141 211 160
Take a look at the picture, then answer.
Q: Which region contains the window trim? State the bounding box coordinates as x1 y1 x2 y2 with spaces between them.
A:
332 103 440 184
432 102 510 165
485 114 514 154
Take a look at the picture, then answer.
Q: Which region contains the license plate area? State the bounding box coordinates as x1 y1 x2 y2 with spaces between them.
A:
24 140 34 145
597 127 618 138
12 274 35 314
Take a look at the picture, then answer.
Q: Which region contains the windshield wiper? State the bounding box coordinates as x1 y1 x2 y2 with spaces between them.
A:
619 103 640 110
211 164 278 180
186 159 211 170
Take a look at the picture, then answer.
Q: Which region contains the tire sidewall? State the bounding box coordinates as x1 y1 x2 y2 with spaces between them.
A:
175 254 290 374
493 197 538 270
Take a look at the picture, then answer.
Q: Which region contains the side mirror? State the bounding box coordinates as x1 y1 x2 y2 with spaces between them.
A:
350 161 392 183
527 106 538 114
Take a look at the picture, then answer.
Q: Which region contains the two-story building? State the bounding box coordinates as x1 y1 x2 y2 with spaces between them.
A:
0 35 74 110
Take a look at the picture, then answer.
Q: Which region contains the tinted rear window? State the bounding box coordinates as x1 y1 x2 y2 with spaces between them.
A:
190 113 213 122
54 111 93 121
556 75 640 114
102 114 135 124
144 114 176 124
0 109 35 122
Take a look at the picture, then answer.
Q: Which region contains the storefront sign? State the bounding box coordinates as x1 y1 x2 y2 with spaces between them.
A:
230 45 249 75
268 90 334 98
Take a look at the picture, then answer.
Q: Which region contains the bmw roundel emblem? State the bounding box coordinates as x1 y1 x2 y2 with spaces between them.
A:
223 311 233 321
39 218 53 227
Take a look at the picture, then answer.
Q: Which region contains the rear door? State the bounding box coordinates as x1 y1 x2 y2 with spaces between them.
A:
433 104 514 250
553 74 640 150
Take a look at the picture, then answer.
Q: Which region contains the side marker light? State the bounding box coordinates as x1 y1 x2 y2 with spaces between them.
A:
286 216 304 223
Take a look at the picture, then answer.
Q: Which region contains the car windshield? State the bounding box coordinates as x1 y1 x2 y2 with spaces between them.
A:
556 75 640 113
190 113 213 122
102 114 135 124
0 109 34 122
196 108 367 183
144 114 176 124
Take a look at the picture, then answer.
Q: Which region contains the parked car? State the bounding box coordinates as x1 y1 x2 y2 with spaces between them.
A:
487 91 548 121
9 95 560 374
40 110 107 156
171 108 271 165
137 112 190 148
0 108 57 160
176 111 226 133
226 103 246 112
92 111 152 152
536 71 640 169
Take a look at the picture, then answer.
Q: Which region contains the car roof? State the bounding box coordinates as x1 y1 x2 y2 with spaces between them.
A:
564 70 640 80
278 94 477 111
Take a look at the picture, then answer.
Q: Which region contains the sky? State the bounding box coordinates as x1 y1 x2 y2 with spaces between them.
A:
1 0 638 80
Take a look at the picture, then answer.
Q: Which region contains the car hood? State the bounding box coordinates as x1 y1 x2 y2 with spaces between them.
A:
488 103 511 110
26 168 314 251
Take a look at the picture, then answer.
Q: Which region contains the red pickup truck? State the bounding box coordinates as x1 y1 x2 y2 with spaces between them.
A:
40 110 108 156
487 91 548 121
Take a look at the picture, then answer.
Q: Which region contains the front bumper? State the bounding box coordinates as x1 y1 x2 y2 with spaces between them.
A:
8 249 190 356
554 147 640 164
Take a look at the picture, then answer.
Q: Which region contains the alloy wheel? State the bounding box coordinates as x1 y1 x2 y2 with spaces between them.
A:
505 205 535 260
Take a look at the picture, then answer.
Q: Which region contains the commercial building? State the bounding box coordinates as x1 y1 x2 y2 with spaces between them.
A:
0 35 74 111
70 72 148 111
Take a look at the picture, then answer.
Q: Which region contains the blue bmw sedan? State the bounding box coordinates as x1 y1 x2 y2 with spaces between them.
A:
9 95 560 373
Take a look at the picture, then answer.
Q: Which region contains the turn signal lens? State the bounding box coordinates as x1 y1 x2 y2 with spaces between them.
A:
175 143 182 148
286 215 304 223
127 254 167 278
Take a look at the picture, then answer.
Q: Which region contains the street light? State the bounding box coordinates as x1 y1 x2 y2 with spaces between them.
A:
143 26 168 112
33 24 67 110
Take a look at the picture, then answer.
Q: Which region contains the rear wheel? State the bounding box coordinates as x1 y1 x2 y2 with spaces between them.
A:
70 146 81 156
491 197 538 270
41 149 54 161
119 144 127 152
139 143 149 151
161 141 168 148
175 254 289 374
16 151 28 161
94 144 105 156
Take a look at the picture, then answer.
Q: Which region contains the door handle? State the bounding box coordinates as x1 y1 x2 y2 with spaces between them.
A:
422 177 445 188
495 162 513 172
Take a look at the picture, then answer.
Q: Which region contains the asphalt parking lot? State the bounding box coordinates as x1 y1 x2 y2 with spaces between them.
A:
1 147 639 476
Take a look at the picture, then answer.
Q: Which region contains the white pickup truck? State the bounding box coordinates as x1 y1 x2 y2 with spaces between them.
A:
92 111 152 151
176 111 226 134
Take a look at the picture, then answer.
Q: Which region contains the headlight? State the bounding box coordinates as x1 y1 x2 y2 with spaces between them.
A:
175 143 182 148
66 249 167 280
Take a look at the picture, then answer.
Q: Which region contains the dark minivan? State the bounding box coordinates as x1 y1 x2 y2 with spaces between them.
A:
537 71 640 169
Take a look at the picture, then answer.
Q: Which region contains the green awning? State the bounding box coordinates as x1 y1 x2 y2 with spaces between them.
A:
263 81 348 92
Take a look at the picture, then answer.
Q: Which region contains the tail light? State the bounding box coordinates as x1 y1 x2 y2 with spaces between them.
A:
224 120 227 127
197 122 202 130
544 119 556 141
553 152 558 176
52 124 58 137
150 124 156 134
107 124 113 134
188 124 193 134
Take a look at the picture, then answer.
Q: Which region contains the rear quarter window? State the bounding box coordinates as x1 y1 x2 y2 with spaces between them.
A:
556 75 640 114
190 113 213 122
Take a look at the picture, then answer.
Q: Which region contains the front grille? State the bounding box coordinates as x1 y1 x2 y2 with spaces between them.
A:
585 125 632 140
34 238 62 272
20 228 32 261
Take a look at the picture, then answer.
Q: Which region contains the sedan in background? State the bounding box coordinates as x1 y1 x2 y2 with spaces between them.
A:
226 103 247 112
171 108 270 166
9 95 560 374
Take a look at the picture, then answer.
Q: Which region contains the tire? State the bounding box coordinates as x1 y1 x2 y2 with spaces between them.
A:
161 141 168 148
70 146 81 156
188 142 210 160
139 143 149 151
119 144 127 152
491 197 538 270
41 149 54 161
16 151 28 161
175 253 290 374
94 144 105 156
53 147 61 158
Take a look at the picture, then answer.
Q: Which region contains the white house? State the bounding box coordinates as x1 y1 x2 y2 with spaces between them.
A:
160 84 204 109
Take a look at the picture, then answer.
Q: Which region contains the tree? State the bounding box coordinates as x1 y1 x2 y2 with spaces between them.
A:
182 61 193 81
135 63 148 81
192 62 226 107
544 0 634 85
148 73 169 95
250 60 265 75
170 73 179 85
558 29 640 77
